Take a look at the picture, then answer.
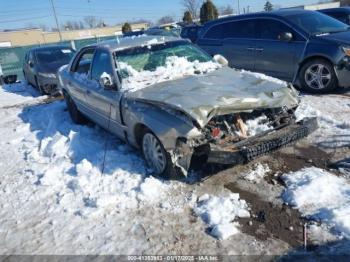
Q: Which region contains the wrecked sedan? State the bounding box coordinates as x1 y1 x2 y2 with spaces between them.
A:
58 36 317 178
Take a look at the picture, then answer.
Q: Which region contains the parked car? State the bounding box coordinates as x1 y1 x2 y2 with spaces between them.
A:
123 30 144 37
319 7 350 25
197 9 350 93
23 45 75 95
180 24 202 43
58 36 317 178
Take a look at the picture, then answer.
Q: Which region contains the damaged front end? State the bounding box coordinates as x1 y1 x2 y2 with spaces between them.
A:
172 107 318 173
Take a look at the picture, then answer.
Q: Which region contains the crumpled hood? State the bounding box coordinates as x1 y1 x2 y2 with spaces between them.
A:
126 67 299 127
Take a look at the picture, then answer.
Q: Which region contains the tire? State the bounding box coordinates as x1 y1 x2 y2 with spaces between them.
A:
141 130 181 180
299 59 338 93
64 92 87 125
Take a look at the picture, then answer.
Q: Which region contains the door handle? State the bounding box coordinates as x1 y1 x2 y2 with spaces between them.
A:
246 47 255 51
256 48 264 52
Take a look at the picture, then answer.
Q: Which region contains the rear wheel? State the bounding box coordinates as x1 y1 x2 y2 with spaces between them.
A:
141 130 180 179
64 92 87 124
299 59 338 93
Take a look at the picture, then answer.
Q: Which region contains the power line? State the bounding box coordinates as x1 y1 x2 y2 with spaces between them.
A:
50 0 62 41
0 15 51 23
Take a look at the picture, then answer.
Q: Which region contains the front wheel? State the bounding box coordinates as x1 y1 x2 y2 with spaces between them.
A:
299 59 338 93
64 92 87 125
141 131 179 179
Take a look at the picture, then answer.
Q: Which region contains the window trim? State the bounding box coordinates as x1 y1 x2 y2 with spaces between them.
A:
201 16 307 41
70 46 96 75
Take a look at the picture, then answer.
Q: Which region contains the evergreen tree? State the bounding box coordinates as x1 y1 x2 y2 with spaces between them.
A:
122 23 132 34
264 1 273 11
183 11 193 23
200 0 219 24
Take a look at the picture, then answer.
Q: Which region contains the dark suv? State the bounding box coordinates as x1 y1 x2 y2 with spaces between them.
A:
197 9 350 93
319 7 350 25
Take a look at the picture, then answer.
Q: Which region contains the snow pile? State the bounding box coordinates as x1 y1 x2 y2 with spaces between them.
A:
18 101 172 217
295 95 350 149
245 115 272 136
194 194 250 240
243 163 271 183
120 56 221 92
282 167 350 238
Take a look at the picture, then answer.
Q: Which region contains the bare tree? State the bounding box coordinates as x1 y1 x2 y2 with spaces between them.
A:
157 16 175 25
84 15 97 28
219 5 234 16
182 0 201 19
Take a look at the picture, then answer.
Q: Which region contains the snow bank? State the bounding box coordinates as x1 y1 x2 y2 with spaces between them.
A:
243 163 271 183
295 95 350 149
194 194 250 240
120 56 221 92
282 167 350 238
18 101 173 217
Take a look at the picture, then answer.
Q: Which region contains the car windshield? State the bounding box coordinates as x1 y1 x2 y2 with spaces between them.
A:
285 12 349 35
35 47 75 65
115 40 213 73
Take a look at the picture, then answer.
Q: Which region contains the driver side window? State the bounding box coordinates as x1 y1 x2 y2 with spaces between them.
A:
258 19 303 41
91 49 114 83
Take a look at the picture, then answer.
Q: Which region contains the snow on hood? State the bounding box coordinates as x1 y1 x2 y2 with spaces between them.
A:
125 64 299 127
120 56 221 92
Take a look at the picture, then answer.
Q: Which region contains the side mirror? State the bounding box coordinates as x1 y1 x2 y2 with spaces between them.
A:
99 73 114 90
213 54 229 66
29 61 34 68
278 32 293 42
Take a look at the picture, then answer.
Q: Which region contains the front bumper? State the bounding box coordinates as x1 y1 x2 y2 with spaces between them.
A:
335 68 350 88
37 76 59 94
207 117 318 165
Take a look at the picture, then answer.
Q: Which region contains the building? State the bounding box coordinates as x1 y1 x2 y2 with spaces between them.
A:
284 1 341 10
0 23 148 47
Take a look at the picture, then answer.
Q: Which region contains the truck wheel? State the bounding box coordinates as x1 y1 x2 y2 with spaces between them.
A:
64 92 87 124
299 59 338 93
141 130 180 180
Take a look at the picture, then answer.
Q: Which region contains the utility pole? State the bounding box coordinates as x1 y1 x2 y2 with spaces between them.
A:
50 0 62 41
237 0 240 14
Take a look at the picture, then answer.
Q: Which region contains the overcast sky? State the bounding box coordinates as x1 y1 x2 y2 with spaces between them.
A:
0 0 319 30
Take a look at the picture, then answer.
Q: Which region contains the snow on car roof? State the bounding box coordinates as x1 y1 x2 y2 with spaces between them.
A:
96 35 184 51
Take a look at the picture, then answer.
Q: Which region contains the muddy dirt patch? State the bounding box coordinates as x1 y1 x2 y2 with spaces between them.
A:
225 183 308 248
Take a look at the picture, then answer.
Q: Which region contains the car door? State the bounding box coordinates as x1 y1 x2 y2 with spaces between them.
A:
25 51 36 84
254 18 306 81
221 19 257 71
86 48 124 138
67 47 95 114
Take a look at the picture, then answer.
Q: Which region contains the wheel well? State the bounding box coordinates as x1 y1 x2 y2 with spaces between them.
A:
297 56 333 77
134 123 149 147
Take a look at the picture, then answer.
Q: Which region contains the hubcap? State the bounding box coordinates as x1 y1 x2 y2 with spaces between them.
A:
142 133 166 174
305 64 331 90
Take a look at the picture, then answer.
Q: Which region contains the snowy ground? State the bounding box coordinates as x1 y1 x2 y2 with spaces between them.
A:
0 81 350 256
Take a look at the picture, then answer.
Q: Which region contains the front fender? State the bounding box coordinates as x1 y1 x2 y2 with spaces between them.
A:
123 99 201 150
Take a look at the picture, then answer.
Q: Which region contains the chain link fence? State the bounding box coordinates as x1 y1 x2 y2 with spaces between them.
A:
0 35 117 81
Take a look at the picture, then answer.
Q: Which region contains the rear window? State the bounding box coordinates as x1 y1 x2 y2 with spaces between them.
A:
35 48 74 65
